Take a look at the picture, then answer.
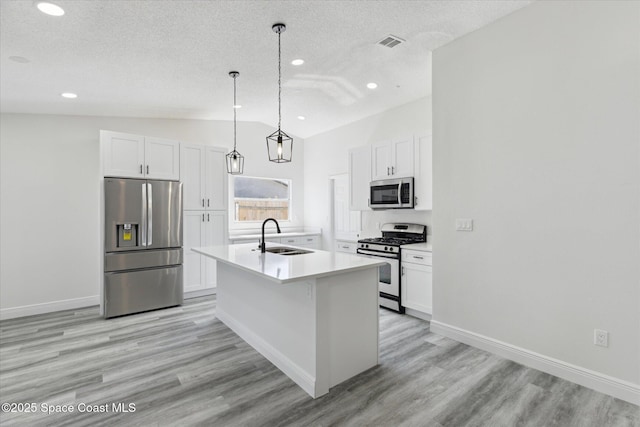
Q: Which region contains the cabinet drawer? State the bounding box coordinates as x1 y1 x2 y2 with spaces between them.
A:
335 241 357 253
280 236 302 245
402 249 432 266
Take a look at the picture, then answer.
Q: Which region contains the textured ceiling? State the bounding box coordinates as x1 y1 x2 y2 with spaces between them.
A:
0 0 532 138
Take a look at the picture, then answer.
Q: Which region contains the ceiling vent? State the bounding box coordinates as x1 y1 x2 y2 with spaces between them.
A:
377 34 405 48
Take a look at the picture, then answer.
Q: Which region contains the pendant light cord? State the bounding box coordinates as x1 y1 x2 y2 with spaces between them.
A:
233 75 237 151
278 29 282 131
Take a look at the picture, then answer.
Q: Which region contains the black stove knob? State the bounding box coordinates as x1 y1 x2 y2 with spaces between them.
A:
389 247 394 252
384 246 388 251
365 244 369 248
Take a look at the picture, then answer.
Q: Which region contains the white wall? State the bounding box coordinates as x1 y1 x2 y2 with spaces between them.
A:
433 0 639 394
304 97 432 249
0 113 304 315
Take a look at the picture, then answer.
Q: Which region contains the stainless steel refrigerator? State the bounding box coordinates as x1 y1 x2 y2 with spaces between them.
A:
104 178 183 318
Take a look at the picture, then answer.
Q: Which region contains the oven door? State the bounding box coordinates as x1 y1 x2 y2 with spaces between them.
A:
356 250 399 298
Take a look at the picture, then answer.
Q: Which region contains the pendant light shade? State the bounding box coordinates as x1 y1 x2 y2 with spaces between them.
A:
266 23 293 163
226 71 244 174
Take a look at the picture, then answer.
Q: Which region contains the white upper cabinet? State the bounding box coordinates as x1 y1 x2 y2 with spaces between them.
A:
371 136 415 180
348 145 371 211
101 131 180 180
144 137 180 180
205 147 227 211
180 144 227 211
414 132 433 211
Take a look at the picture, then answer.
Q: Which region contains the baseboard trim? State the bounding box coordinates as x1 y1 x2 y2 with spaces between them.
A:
217 308 317 398
405 307 432 321
0 296 99 320
430 320 640 405
184 288 216 299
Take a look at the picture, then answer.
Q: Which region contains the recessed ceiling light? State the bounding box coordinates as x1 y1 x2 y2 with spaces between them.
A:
61 93 77 99
9 56 30 63
367 82 378 89
36 2 65 16
291 59 304 66
297 116 306 120
233 104 242 109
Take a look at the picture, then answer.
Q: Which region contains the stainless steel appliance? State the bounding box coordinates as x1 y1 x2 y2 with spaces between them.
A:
369 177 414 210
104 178 183 318
357 223 426 313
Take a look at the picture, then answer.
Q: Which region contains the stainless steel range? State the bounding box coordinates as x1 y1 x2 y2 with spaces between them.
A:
357 223 427 313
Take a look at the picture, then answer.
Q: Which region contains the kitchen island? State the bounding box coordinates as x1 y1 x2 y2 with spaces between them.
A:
192 243 385 398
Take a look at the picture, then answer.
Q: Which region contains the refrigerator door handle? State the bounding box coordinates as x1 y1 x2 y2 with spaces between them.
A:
141 183 147 247
147 182 153 246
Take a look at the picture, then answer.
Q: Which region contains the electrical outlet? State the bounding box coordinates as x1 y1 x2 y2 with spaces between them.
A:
594 329 609 347
456 218 473 231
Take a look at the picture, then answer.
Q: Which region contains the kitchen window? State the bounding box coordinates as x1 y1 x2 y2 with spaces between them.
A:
232 176 291 222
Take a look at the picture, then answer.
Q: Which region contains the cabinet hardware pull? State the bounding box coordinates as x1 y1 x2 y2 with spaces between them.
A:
413 256 424 259
387 167 390 175
140 164 143 174
202 199 205 207
207 199 210 207
402 266 405 275
202 213 205 222
146 165 149 174
391 166 395 175
207 213 210 222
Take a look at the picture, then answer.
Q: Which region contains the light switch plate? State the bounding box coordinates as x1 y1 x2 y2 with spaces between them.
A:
456 218 473 231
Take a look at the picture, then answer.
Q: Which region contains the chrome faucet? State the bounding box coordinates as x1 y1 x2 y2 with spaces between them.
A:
261 218 281 253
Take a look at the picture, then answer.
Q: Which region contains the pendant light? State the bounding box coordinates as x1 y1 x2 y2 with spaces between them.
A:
226 71 244 174
266 23 293 163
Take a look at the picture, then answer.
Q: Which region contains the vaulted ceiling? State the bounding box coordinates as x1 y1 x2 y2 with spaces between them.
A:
1 0 532 137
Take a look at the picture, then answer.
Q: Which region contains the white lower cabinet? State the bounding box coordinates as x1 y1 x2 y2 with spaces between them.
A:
401 250 432 315
183 210 227 293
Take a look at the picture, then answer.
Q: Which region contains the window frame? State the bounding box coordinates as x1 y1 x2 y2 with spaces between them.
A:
230 175 293 225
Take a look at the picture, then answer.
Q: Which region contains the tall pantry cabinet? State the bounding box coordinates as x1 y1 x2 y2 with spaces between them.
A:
181 144 228 294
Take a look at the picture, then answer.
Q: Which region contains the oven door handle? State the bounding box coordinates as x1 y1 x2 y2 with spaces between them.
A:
357 250 399 260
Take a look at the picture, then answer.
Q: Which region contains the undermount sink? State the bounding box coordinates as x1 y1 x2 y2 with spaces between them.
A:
265 247 314 256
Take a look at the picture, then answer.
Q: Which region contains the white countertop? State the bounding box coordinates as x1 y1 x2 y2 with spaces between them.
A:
401 242 432 252
193 243 386 284
229 231 321 241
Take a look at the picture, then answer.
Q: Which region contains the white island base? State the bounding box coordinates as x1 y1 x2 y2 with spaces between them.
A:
216 262 379 398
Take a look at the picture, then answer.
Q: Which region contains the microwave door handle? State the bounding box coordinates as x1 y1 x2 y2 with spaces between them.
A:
147 182 153 246
397 183 402 205
141 183 147 247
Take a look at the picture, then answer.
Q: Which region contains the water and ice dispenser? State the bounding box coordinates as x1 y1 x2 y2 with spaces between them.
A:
116 223 138 248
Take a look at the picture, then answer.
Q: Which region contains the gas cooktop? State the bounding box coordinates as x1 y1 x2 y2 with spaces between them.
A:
358 236 422 247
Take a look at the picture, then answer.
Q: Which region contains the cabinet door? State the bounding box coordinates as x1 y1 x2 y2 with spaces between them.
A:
348 146 371 210
371 141 392 180
145 137 180 180
401 262 432 314
102 131 145 178
181 144 206 210
203 211 227 289
205 147 227 210
392 136 415 178
414 132 432 210
183 211 205 293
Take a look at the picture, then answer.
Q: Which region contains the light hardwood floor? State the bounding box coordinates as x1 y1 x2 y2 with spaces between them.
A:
0 296 638 426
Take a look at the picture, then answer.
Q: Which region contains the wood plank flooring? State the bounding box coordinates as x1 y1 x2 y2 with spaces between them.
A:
1 296 638 426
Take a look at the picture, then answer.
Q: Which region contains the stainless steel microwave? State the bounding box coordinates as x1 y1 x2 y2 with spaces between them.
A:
369 177 414 210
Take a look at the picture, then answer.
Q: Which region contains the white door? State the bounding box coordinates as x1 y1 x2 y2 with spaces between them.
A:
145 137 180 180
102 131 145 178
183 211 205 293
348 146 371 210
371 140 392 180
204 211 227 289
333 174 361 241
391 136 415 178
181 144 205 210
205 147 227 210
